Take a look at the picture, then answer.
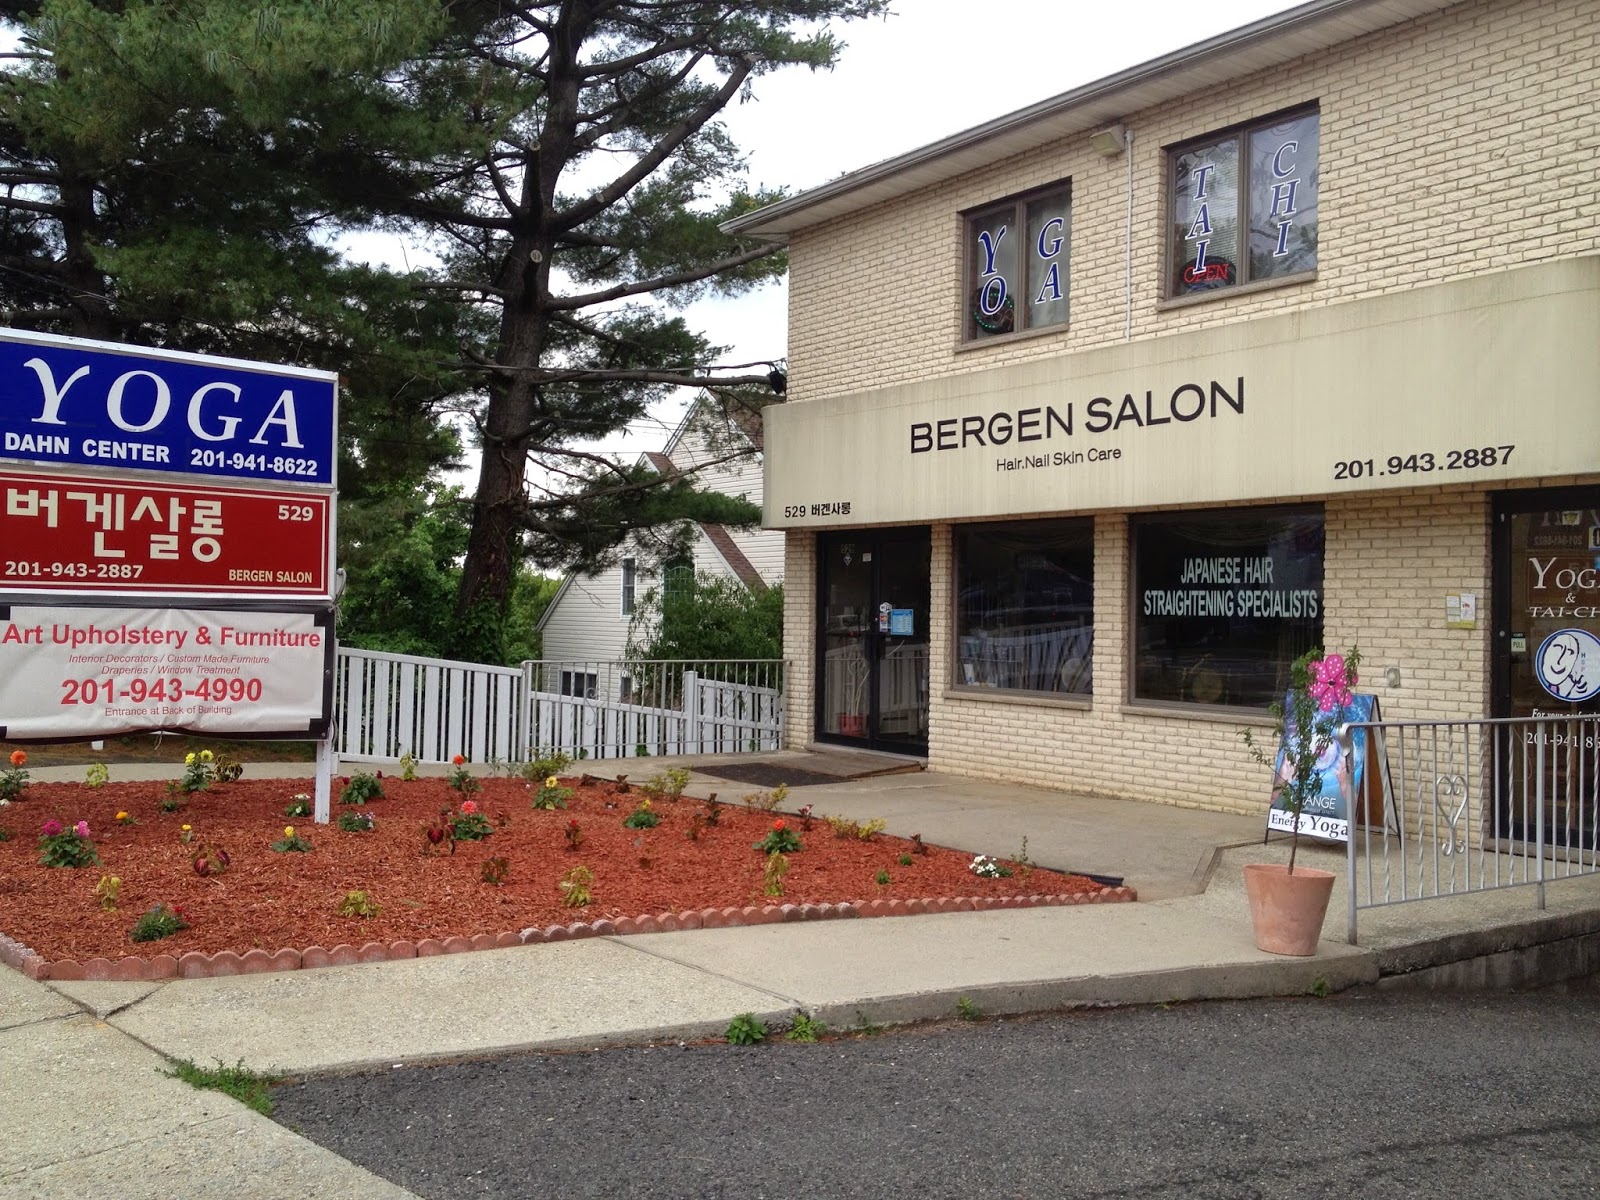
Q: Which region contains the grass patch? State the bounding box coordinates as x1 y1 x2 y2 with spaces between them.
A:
162 1058 283 1116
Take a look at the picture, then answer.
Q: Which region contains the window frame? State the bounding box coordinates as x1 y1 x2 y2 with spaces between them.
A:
1164 104 1320 302
960 181 1072 346
620 557 637 616
952 516 1095 699
1127 503 1325 713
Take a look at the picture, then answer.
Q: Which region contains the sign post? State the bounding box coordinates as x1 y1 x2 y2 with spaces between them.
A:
0 329 340 818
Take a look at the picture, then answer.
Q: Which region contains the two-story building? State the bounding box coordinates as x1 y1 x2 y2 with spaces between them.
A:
725 0 1600 820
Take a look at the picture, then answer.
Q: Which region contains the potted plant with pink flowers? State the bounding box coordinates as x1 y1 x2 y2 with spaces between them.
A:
1240 646 1360 955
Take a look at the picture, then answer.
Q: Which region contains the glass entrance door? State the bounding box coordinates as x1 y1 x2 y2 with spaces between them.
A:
1493 488 1600 847
816 528 931 753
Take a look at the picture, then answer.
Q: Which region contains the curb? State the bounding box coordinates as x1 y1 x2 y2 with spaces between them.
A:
0 886 1137 983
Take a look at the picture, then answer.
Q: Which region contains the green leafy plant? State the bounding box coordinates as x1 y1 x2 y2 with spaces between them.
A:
743 784 789 813
725 1012 767 1045
481 855 510 885
1241 646 1361 874
559 865 594 907
447 801 493 841
162 1058 281 1117
279 793 309 818
173 749 221 794
130 901 188 943
1 749 30 802
159 793 184 813
898 854 914 866
190 843 231 877
530 775 572 810
762 851 789 897
786 1011 825 1043
753 819 802 855
956 995 982 1022
83 762 110 789
826 815 887 840
874 868 891 886
703 795 723 826
1310 975 1331 999
339 772 384 805
38 818 99 868
1013 836 1035 880
968 855 1012 879
520 752 572 784
398 751 418 782
641 767 690 801
446 754 479 795
95 874 121 912
622 798 660 829
337 810 376 833
338 890 380 918
270 825 311 853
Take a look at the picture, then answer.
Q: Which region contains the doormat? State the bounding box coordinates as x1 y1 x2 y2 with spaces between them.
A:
693 761 922 789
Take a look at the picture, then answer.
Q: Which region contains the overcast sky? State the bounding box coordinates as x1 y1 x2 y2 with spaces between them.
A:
612 0 1306 453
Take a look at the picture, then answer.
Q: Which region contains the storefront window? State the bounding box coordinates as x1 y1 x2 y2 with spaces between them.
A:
956 519 1093 694
1133 506 1323 708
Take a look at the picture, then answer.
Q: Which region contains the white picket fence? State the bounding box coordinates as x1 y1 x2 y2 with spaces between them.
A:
333 648 784 765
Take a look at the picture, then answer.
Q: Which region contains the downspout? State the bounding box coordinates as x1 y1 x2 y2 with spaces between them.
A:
1124 126 1134 342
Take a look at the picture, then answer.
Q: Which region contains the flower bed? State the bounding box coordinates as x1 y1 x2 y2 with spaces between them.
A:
0 771 1130 977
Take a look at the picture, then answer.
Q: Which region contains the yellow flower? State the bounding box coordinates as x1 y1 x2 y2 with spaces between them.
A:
199 749 213 762
184 752 196 765
181 824 191 831
284 826 295 838
545 776 559 788
115 811 128 820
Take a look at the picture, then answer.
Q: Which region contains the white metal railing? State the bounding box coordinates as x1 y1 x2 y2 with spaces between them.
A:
332 650 785 766
523 658 785 762
1342 714 1600 943
334 647 524 764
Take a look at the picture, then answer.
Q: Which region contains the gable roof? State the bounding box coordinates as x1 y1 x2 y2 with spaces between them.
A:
723 0 1457 241
700 523 766 590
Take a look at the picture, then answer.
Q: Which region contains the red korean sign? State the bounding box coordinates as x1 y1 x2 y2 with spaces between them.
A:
0 469 330 597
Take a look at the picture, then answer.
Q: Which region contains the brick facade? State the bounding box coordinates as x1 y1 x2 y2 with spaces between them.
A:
769 0 1600 815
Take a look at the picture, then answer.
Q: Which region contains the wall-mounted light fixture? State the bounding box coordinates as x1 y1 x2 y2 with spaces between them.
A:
1089 123 1127 157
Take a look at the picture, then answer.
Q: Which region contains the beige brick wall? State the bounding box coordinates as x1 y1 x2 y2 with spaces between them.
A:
774 0 1600 812
786 0 1600 403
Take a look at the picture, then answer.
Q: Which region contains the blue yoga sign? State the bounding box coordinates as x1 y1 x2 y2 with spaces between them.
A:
0 329 337 486
1265 692 1381 843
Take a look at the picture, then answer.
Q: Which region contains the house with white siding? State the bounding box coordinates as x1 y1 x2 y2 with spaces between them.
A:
534 397 782 697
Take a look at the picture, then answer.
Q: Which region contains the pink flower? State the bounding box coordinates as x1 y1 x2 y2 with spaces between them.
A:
460 800 477 814
40 819 61 837
74 820 90 838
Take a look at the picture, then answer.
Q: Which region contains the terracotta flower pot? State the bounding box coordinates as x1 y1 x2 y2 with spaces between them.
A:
1242 862 1335 956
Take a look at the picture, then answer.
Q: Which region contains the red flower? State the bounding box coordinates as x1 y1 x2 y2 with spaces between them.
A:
460 800 477 814
452 754 465 766
9 750 25 767
772 819 785 832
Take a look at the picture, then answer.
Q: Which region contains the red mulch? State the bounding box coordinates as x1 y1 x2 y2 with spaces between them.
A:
0 775 1106 961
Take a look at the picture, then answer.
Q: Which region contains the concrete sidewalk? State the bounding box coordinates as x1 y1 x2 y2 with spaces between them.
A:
4 749 1598 1198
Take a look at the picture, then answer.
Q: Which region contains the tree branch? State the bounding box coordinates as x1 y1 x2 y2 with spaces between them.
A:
547 243 777 311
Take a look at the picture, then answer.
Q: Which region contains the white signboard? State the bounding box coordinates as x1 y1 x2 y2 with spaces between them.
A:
0 604 332 740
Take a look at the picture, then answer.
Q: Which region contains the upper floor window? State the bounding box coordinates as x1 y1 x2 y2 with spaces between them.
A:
1169 108 1319 297
965 184 1070 341
620 557 637 615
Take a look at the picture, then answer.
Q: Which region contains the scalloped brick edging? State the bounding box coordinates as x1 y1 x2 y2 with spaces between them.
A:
0 886 1136 983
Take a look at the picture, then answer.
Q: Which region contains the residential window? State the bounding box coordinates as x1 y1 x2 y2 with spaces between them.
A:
1169 108 1318 297
965 184 1070 341
1133 506 1323 708
621 557 637 615
956 518 1093 694
559 670 597 699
